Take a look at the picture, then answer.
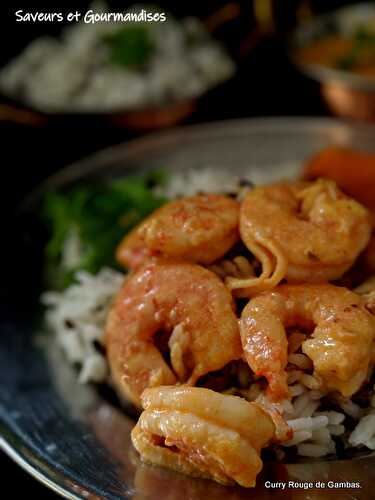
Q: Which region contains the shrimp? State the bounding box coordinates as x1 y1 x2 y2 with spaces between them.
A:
131 386 275 488
240 283 375 401
116 194 240 270
227 179 371 296
105 260 242 408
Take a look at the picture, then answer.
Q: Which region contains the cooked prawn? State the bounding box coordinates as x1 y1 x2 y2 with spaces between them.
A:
105 260 242 408
240 283 375 401
116 194 240 270
131 386 275 487
227 179 371 296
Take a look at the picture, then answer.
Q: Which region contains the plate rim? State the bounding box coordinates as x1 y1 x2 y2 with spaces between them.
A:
0 436 79 499
21 116 375 211
4 115 375 499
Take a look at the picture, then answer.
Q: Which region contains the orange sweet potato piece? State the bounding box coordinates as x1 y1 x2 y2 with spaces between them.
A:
302 147 375 211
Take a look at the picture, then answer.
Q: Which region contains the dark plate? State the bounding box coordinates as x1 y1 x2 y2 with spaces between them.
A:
2 118 375 499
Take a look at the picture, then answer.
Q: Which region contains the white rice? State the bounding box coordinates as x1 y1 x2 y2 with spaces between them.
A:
160 164 297 200
335 395 364 420
280 391 338 457
348 394 375 450
329 424 345 436
40 165 375 460
287 416 329 432
315 411 345 425
233 368 375 457
160 168 245 199
277 379 344 456
41 267 124 383
273 381 375 457
0 2 234 112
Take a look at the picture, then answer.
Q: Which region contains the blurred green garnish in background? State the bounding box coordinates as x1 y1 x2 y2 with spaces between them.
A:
104 25 154 68
336 26 375 70
43 170 167 289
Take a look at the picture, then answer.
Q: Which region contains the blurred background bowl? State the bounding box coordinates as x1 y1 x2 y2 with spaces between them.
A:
291 2 375 122
0 92 199 131
0 3 247 131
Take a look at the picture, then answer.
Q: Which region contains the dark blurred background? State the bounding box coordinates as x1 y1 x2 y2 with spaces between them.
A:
0 0 366 214
0 0 369 497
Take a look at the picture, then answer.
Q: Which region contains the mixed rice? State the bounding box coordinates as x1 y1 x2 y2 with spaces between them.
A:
41 166 375 461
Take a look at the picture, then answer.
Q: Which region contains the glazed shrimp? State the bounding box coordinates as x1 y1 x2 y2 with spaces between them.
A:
105 260 242 408
116 194 239 269
227 179 371 296
131 386 275 487
240 283 375 401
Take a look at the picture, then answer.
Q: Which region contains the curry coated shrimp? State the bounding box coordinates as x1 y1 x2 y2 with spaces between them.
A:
240 283 375 401
131 386 275 487
227 179 371 295
105 260 242 408
116 194 239 270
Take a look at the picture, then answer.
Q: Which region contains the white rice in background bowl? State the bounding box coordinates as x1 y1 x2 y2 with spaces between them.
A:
0 2 235 113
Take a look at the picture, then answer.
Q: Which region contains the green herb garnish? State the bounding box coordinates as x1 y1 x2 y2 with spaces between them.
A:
336 27 375 70
104 25 154 68
43 170 167 289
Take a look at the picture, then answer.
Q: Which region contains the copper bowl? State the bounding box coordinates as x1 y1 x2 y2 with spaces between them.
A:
0 93 199 131
0 4 243 130
290 3 375 122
